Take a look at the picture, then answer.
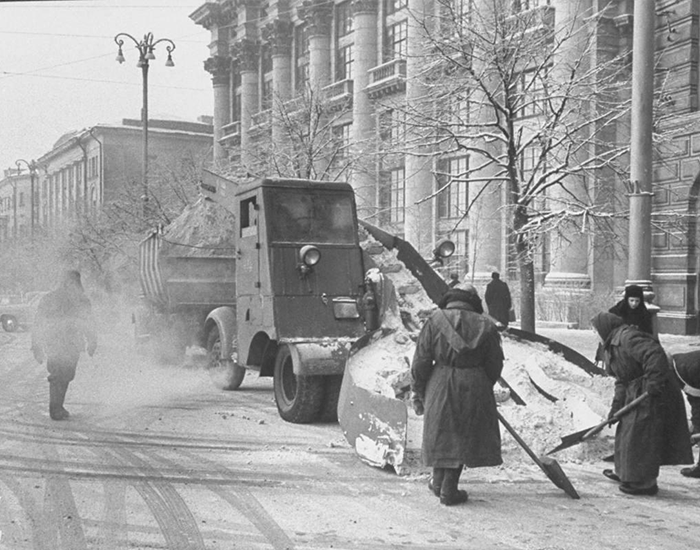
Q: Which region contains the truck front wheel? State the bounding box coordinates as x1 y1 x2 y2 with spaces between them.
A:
273 345 324 423
206 326 246 391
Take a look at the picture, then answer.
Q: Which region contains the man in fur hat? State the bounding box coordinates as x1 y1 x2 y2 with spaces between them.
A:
411 284 504 505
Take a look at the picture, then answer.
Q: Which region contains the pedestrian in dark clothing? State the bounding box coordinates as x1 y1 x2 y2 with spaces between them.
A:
411 284 504 505
668 350 700 478
484 272 512 327
447 272 460 288
608 284 654 336
31 270 97 420
591 312 693 495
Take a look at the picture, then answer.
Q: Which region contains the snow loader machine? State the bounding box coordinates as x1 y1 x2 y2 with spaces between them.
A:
135 173 439 424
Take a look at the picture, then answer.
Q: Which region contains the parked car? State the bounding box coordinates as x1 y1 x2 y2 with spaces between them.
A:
0 291 47 332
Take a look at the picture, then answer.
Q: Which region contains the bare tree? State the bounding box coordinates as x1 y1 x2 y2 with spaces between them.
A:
385 0 635 331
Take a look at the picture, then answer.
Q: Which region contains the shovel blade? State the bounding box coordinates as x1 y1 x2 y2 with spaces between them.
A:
539 456 580 499
545 425 599 455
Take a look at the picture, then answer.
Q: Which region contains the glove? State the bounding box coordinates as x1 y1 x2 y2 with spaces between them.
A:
32 344 45 364
607 407 620 427
411 393 425 416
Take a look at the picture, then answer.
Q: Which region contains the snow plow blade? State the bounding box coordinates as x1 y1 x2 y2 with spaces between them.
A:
338 330 408 470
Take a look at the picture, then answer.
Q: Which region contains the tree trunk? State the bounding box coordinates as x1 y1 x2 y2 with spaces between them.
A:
517 242 537 333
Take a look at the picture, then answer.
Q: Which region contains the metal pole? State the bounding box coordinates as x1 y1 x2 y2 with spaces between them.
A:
142 60 149 219
627 1 657 327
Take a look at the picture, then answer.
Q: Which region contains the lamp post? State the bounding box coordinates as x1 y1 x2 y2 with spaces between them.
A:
15 159 37 238
114 32 175 219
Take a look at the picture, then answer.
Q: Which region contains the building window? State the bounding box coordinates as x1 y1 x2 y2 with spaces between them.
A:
336 44 354 81
437 156 469 220
386 0 407 15
390 167 405 223
512 0 549 11
332 123 352 159
19 192 25 208
261 77 273 111
336 1 353 37
513 69 547 118
385 20 408 61
294 24 309 91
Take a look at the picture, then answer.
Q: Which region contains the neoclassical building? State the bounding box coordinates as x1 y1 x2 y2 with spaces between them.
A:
191 0 700 334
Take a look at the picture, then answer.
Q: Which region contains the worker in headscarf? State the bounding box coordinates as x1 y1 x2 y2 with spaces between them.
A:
591 312 692 495
668 350 700 478
31 270 97 420
411 284 504 505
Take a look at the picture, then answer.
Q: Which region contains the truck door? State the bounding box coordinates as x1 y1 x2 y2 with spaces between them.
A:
236 193 263 350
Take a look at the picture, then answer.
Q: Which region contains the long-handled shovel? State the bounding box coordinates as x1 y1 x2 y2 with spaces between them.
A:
546 392 650 456
497 411 580 499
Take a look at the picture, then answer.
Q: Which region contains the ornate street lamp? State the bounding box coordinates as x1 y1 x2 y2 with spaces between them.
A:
15 159 37 238
114 32 175 218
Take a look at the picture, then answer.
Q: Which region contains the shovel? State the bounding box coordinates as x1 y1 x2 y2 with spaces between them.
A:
497 411 580 499
546 392 650 456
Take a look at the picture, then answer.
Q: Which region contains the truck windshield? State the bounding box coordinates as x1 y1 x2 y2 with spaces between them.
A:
269 189 356 244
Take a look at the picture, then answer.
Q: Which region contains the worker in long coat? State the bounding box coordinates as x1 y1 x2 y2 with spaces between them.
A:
668 350 700 478
411 285 504 505
31 270 97 420
591 312 693 495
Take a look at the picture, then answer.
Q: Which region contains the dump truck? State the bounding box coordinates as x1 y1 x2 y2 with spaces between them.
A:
135 174 444 424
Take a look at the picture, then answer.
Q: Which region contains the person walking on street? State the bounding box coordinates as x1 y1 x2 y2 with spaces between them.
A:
31 270 97 420
591 312 693 495
484 272 512 328
668 350 700 478
411 284 504 505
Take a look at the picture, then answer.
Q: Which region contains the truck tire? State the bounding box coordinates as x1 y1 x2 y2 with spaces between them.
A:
206 326 245 391
319 374 343 423
2 316 18 333
273 345 324 423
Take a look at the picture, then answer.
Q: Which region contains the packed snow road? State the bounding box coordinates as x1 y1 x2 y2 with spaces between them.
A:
0 315 698 550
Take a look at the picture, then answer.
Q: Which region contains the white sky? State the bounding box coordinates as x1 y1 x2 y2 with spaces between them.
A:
0 0 214 173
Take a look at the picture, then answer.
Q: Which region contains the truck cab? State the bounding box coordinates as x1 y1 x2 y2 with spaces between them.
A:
207 178 368 423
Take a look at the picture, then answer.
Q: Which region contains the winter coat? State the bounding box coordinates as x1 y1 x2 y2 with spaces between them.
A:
411 302 504 468
670 350 700 432
32 286 96 363
608 299 654 336
601 324 693 483
485 278 512 326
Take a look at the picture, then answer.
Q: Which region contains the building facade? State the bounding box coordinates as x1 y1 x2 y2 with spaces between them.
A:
0 118 213 242
191 0 700 334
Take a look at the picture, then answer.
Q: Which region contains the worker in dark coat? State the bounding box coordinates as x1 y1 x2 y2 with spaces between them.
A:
668 350 700 478
591 312 693 495
484 272 512 327
608 284 654 336
411 284 504 505
31 270 97 420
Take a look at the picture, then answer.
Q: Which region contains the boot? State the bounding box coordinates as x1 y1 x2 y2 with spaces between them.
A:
49 381 69 421
429 468 445 497
680 463 700 478
440 467 468 506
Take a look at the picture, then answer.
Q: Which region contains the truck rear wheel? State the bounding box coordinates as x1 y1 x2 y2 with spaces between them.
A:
273 345 324 423
206 326 246 391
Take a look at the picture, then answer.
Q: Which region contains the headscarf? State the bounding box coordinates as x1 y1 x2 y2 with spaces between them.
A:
439 283 484 314
591 312 624 344
624 285 645 302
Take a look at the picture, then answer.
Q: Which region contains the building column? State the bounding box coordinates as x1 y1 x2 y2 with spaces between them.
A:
544 0 593 290
301 0 332 88
232 39 260 168
204 55 232 167
265 19 293 146
351 0 379 216
404 0 434 253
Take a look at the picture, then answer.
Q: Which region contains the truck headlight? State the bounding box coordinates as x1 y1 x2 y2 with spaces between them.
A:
299 245 321 266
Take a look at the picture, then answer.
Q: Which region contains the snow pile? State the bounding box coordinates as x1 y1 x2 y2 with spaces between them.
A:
161 197 237 257
351 232 616 464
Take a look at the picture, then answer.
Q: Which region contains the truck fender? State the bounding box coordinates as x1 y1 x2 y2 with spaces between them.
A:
284 340 353 377
204 307 236 358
